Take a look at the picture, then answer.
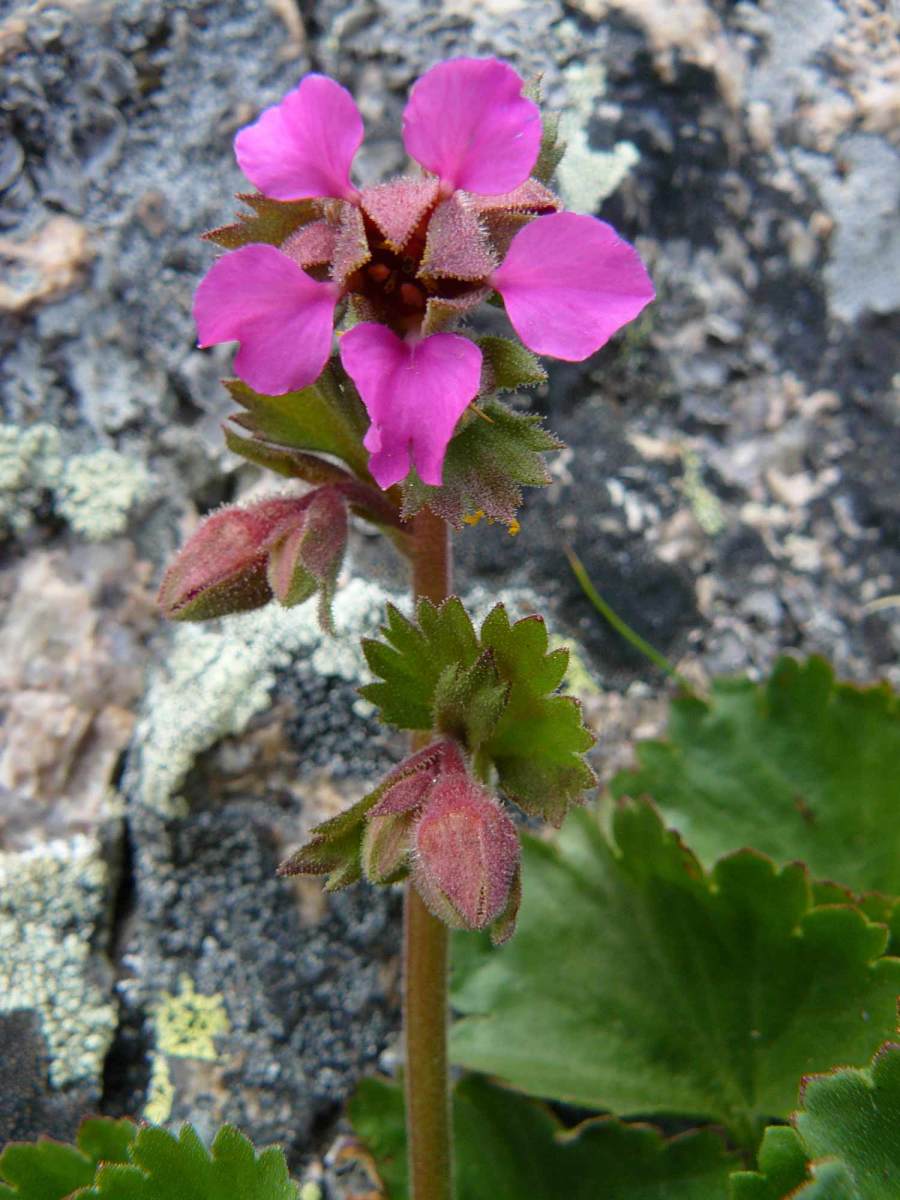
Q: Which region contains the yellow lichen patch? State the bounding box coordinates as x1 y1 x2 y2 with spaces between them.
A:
153 975 229 1061
144 1055 175 1124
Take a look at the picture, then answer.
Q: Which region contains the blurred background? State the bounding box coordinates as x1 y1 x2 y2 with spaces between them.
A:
1 0 898 1183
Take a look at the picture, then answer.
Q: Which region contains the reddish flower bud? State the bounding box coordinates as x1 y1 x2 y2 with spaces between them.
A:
266 486 348 629
361 738 467 885
362 810 417 884
412 775 520 934
158 496 308 621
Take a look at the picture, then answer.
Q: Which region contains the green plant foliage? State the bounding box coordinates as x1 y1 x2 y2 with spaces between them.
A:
0 1120 135 1200
401 398 562 528
278 785 387 891
477 336 547 392
360 600 595 823
349 1075 739 1199
0 1123 296 1200
203 193 320 250
734 1042 900 1199
225 368 370 479
611 657 900 896
450 801 900 1148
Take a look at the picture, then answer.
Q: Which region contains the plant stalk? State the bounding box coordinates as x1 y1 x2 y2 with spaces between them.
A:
404 507 454 1200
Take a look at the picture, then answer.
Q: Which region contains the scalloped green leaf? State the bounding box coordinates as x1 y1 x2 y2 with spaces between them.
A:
225 366 370 479
83 1124 297 1200
0 1122 296 1200
0 1119 135 1200
478 606 595 825
611 657 900 896
360 598 480 731
203 193 320 250
400 398 562 529
361 601 595 822
450 801 900 1149
477 336 547 392
349 1075 739 1199
735 1043 900 1199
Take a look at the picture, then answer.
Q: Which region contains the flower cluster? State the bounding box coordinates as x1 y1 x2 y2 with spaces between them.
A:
282 737 522 943
195 58 654 491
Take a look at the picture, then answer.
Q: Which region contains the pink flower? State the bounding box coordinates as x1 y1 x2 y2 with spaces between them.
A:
194 58 655 490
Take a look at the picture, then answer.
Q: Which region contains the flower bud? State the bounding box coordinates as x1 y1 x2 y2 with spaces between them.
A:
362 810 417 884
158 497 309 621
361 738 467 885
266 486 348 629
412 775 520 933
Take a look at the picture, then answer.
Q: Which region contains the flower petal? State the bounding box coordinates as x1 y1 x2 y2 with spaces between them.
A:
194 244 338 394
234 74 363 202
491 212 655 360
339 324 482 489
402 58 541 196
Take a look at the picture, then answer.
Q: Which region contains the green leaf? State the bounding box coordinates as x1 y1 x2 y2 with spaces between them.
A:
401 398 562 529
225 367 370 479
479 607 595 825
349 1075 739 1200
361 601 595 822
729 1127 811 1199
0 1123 295 1200
533 110 567 185
477 336 547 392
611 657 900 896
203 193 320 250
277 789 380 891
450 801 900 1148
0 1119 135 1200
84 1124 297 1200
360 599 480 731
223 425 356 486
736 1043 900 1199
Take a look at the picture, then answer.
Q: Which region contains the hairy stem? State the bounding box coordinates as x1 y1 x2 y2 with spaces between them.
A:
404 506 453 1200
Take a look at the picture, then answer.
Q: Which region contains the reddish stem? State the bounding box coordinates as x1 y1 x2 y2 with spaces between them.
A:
404 506 454 1200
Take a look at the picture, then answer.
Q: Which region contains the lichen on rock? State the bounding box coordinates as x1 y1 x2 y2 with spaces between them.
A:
0 836 116 1090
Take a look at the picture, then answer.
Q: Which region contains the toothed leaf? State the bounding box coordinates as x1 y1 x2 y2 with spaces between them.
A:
612 657 900 896
349 1074 739 1200
401 398 562 529
451 801 900 1148
203 193 320 250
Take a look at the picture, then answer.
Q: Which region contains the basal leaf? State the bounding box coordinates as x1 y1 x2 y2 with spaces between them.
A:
611 657 900 896
450 801 900 1148
0 1121 296 1200
401 398 562 528
349 1075 739 1199
0 1119 135 1200
84 1124 297 1200
225 366 370 479
361 601 595 822
735 1042 900 1199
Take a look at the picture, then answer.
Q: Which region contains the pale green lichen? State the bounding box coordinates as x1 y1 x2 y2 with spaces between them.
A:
0 422 62 535
144 1056 176 1125
0 423 149 541
144 976 230 1123
134 576 398 816
555 61 640 213
0 836 117 1088
153 975 229 1060
680 448 726 536
56 448 151 541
